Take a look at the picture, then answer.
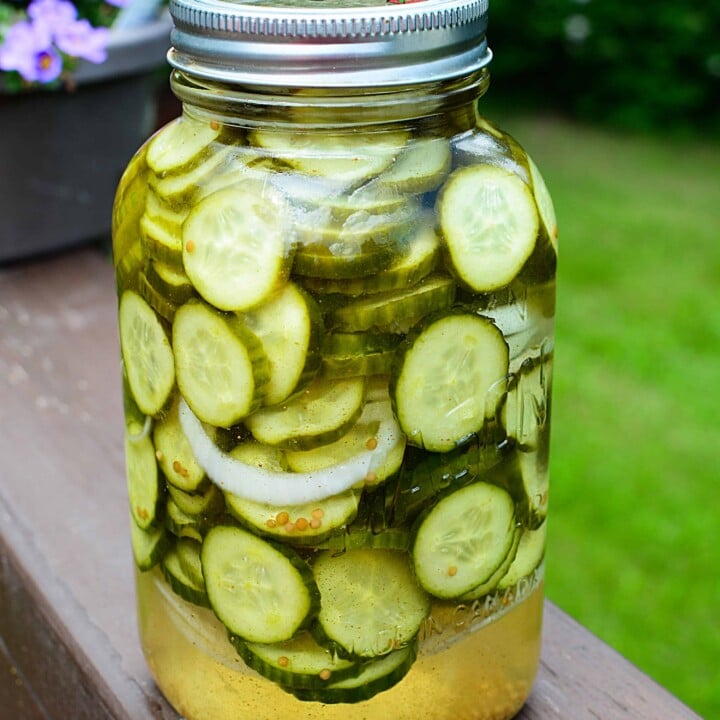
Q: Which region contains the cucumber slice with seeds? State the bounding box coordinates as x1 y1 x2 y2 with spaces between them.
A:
411 481 517 599
242 282 323 406
439 164 539 292
226 486 360 547
245 376 365 451
330 274 456 334
223 442 360 545
146 116 221 175
390 311 509 452
182 185 292 311
289 644 416 704
118 290 175 417
153 398 207 493
202 525 320 643
313 548 429 658
231 632 362 689
459 525 521 600
173 301 269 427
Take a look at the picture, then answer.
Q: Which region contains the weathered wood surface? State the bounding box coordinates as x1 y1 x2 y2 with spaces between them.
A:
0 248 702 720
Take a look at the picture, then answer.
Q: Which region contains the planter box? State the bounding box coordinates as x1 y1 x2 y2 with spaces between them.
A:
0 15 172 264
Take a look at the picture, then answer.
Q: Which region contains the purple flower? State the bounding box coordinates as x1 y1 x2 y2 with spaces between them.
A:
0 20 62 83
27 0 78 30
55 19 109 64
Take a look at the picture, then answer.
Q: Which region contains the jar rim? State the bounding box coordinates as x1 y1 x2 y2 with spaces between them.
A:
167 0 491 88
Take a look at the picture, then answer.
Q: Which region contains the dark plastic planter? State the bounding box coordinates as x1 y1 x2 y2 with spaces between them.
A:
0 14 172 263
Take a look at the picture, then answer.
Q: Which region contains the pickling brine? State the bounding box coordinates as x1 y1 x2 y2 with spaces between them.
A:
112 1 557 718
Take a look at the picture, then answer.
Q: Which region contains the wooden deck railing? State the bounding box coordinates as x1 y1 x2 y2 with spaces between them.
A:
0 248 702 720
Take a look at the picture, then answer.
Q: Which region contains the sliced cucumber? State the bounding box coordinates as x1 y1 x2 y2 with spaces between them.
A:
390 311 509 452
241 282 323 406
320 332 397 379
301 223 441 297
153 398 207 493
202 525 319 643
146 116 221 175
501 355 552 528
139 213 184 268
293 202 418 280
289 644 416 704
224 442 360 545
165 498 204 541
458 525 521 600
182 184 293 312
145 260 196 304
173 301 269 427
144 189 189 231
330 274 456 334
287 180 408 222
249 130 408 188
285 399 404 489
166 482 225 519
150 145 234 203
129 515 169 571
118 290 175 416
162 545 210 608
439 164 539 292
497 522 546 590
312 548 429 658
320 527 411 554
231 632 361 689
125 430 162 530
245 376 365 451
178 397 404 505
371 137 451 194
527 154 558 252
411 481 517 599
139 271 179 322
175 536 205 588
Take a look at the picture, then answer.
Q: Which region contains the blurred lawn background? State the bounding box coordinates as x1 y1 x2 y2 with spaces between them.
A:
483 2 720 716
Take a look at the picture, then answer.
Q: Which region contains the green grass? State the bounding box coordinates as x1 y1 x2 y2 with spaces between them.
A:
484 107 720 718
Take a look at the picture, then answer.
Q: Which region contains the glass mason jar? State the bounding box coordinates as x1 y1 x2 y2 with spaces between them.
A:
112 1 557 718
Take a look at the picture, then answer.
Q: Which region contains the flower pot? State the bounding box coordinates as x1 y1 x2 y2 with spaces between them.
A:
0 13 172 263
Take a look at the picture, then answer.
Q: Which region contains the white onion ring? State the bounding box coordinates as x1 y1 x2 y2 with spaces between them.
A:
179 397 404 505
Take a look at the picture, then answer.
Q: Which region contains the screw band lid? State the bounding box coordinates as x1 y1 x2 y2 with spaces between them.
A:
167 0 491 87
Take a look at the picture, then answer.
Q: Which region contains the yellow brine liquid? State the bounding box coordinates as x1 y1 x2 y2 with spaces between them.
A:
137 567 544 720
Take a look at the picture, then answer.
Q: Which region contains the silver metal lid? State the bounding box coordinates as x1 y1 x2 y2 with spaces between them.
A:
167 0 491 87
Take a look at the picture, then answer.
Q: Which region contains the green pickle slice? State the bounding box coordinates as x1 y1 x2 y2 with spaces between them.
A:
249 129 409 188
439 164 539 292
182 184 293 312
173 301 270 427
